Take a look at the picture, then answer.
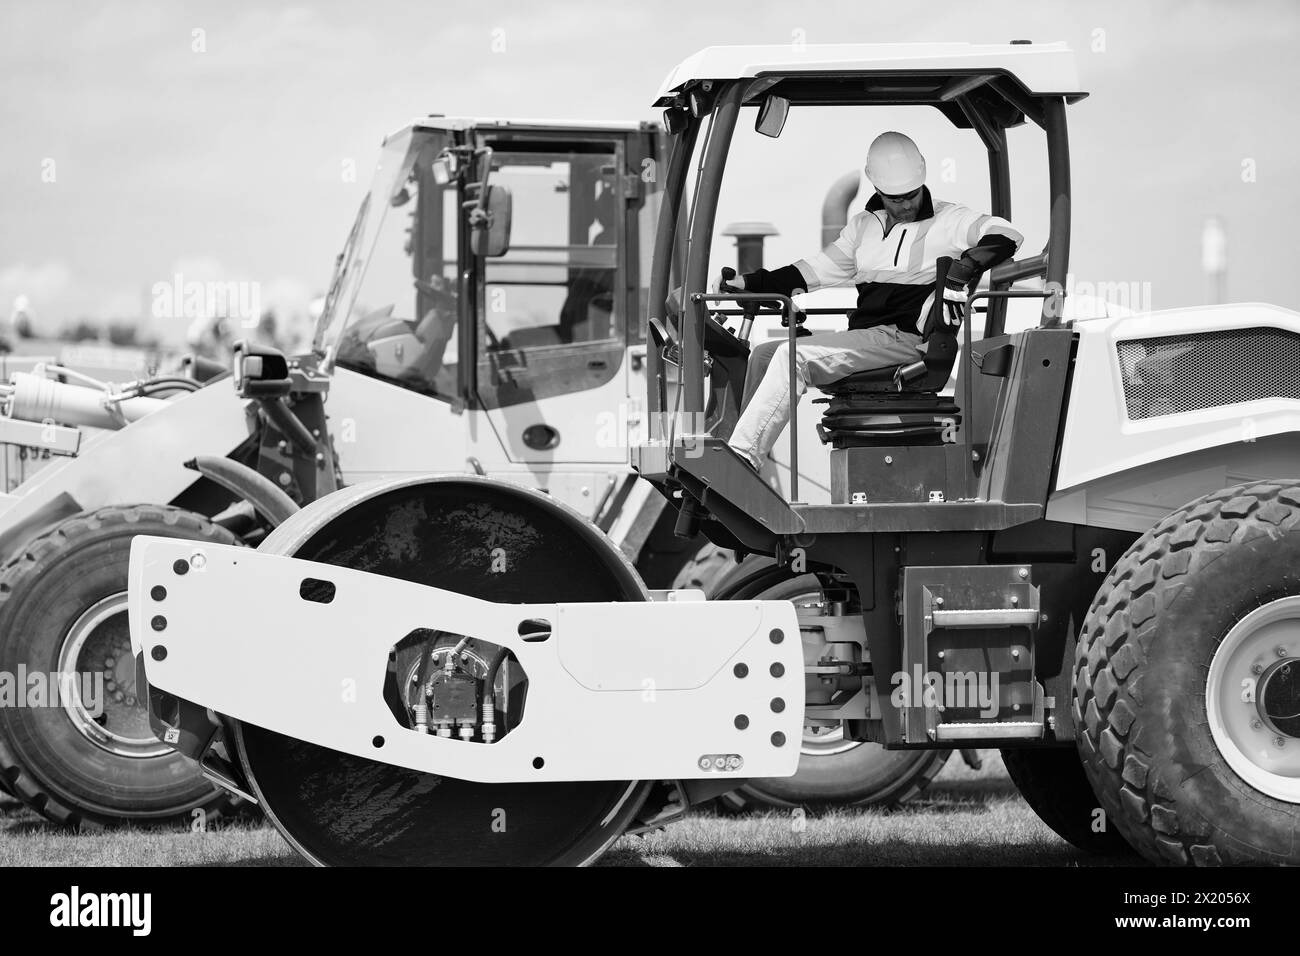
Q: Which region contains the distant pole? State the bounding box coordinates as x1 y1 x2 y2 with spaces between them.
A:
722 221 779 273
1202 216 1227 305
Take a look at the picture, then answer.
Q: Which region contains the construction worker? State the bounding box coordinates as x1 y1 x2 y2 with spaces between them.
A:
718 131 1023 469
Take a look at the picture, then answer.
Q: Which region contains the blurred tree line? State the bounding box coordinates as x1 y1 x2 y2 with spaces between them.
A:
56 320 160 349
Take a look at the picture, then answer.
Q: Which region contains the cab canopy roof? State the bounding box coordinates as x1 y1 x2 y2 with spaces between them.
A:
412 116 654 134
654 42 1086 128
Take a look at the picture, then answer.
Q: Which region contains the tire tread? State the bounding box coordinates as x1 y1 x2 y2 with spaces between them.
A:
1074 479 1300 866
0 504 243 829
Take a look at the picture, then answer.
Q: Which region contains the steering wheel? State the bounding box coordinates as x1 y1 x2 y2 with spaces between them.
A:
414 276 502 351
413 276 457 315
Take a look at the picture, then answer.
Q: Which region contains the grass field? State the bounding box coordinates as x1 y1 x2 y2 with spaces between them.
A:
0 752 1142 867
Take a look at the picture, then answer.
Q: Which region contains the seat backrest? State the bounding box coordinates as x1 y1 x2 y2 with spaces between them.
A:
907 256 960 392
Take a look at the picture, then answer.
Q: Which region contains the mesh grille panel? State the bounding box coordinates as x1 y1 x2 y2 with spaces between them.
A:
1116 328 1300 420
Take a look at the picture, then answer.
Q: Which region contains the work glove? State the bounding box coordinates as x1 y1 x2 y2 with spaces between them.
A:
712 267 746 293
941 279 969 329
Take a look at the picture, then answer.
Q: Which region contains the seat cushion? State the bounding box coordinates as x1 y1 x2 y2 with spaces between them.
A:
818 391 960 448
818 365 901 394
819 364 945 396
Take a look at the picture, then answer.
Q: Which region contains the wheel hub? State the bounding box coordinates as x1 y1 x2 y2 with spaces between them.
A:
1206 595 1300 802
56 593 170 759
1259 659 1300 739
801 723 860 756
795 594 861 757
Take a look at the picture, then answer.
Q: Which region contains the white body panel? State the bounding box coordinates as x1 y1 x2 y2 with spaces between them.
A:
1049 303 1300 531
468 343 638 518
129 537 803 783
476 365 630 467
1047 435 1298 532
330 362 643 522
0 380 250 554
413 117 647 135
328 368 468 481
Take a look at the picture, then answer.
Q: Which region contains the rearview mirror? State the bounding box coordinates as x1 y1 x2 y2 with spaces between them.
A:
231 340 292 399
662 106 690 135
471 185 512 257
430 155 455 185
755 94 790 138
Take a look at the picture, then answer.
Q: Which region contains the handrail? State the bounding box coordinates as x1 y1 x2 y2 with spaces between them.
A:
691 290 799 501
988 253 1047 286
967 289 1059 308
707 306 847 317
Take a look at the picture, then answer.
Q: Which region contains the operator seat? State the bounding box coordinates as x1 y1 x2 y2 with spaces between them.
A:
815 259 962 448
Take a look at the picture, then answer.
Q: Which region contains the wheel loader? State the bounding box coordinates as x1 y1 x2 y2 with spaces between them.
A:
121 40 1300 867
0 116 950 828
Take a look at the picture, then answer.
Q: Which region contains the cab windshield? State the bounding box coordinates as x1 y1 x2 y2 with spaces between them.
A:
314 128 460 401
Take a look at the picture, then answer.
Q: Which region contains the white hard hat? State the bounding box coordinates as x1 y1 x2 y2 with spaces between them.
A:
865 131 926 195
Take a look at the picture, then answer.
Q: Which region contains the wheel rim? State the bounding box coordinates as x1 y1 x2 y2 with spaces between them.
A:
55 593 171 759
779 589 862 758
1206 595 1300 803
736 577 924 806
801 723 859 756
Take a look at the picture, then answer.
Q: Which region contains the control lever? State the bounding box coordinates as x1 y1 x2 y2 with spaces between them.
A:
719 267 760 340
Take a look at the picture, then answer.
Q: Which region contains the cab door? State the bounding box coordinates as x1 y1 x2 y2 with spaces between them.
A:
468 133 639 474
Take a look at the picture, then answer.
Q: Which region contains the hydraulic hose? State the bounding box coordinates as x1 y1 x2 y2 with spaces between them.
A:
184 456 300 528
133 377 200 395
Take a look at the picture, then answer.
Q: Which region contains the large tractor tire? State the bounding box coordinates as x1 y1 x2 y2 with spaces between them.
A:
1001 748 1135 856
711 556 951 811
0 505 242 828
669 543 737 594
1075 479 1300 866
232 476 653 866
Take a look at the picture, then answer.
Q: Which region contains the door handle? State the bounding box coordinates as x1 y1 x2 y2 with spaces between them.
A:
522 424 560 450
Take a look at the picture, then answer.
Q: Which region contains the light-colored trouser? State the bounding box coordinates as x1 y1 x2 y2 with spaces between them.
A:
728 326 924 467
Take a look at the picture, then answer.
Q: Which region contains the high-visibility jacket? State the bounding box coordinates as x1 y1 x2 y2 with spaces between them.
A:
744 187 1023 335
